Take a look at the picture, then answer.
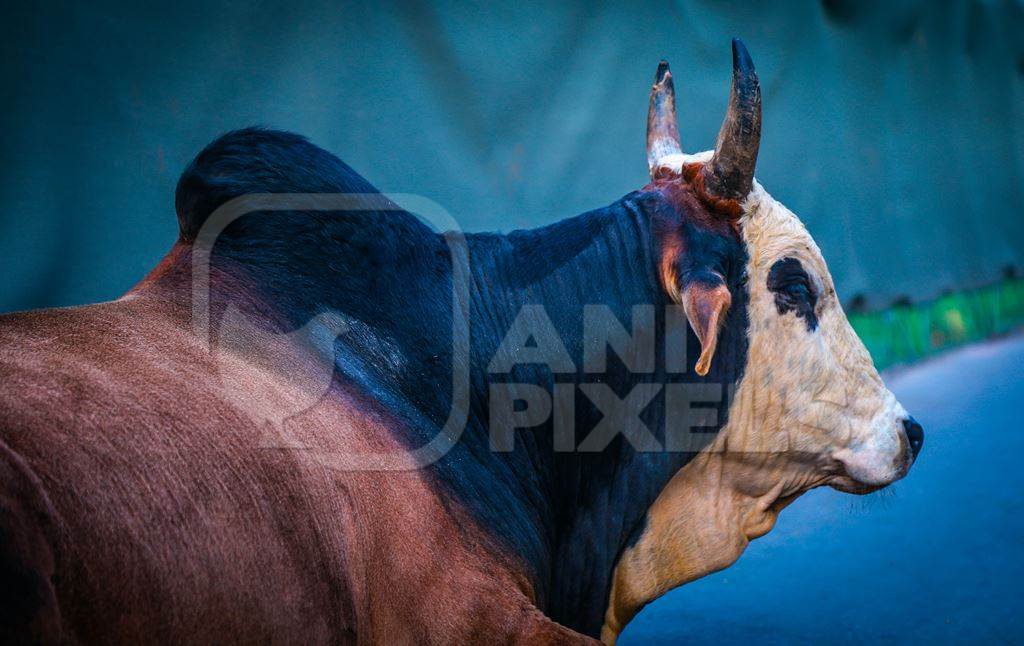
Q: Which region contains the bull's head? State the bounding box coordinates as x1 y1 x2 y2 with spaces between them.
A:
602 40 924 643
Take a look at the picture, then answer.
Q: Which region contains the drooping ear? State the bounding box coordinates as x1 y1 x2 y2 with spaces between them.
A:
680 278 732 376
657 234 733 376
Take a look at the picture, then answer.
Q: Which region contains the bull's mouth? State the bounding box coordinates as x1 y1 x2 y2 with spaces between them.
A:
820 457 891 495
825 433 918 494
826 455 913 495
828 475 887 495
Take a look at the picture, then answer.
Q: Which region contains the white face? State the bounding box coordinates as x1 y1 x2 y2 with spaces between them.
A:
663 150 918 490
736 172 915 490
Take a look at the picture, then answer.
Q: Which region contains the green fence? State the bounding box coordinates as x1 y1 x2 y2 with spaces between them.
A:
849 278 1024 371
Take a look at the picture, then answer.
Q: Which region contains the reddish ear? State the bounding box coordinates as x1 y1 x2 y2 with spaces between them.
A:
681 280 732 376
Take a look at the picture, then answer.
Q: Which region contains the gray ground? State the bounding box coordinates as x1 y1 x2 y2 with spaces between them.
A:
620 334 1024 644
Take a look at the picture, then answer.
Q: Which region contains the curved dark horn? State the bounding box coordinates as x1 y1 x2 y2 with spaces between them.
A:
646 60 682 175
702 38 761 200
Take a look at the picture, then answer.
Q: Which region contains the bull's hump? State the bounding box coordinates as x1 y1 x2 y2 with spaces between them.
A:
174 127 383 243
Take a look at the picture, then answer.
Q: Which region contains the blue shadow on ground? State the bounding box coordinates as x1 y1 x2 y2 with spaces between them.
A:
620 334 1024 644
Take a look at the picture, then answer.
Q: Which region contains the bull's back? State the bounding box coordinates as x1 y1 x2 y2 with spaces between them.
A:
0 300 362 643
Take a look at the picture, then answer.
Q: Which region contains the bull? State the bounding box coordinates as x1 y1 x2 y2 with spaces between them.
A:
0 39 921 644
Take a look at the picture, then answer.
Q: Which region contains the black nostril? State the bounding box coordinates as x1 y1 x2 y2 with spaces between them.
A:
903 416 924 458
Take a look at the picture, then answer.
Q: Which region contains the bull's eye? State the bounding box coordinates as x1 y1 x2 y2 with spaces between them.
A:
781 281 810 301
767 257 819 332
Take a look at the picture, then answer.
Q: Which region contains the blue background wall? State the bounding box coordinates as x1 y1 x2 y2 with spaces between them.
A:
2 1 1022 313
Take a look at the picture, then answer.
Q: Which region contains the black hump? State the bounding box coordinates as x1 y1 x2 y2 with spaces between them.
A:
174 127 379 242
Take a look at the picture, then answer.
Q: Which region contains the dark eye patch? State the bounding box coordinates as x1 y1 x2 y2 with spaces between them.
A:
767 257 818 331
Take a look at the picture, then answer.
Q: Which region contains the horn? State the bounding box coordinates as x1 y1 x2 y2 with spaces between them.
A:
702 38 762 200
646 60 682 176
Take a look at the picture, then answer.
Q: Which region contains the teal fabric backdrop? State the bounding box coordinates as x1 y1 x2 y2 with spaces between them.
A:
2 0 1022 312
